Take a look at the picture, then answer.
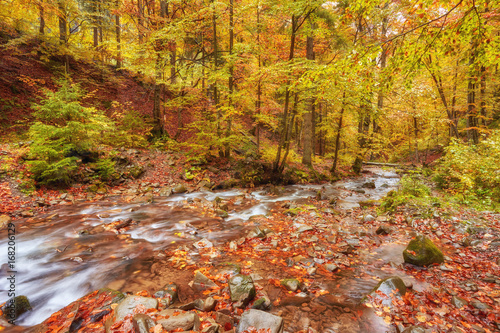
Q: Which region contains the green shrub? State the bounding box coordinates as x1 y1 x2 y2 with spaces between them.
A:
93 158 118 181
109 103 151 148
434 132 500 204
27 79 114 185
380 174 431 212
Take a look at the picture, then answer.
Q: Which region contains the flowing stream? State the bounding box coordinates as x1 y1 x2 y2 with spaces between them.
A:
0 167 408 331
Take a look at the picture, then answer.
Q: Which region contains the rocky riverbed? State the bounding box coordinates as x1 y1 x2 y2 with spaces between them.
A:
1 167 499 332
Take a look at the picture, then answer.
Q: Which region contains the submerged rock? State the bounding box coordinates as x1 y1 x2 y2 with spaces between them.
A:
403 235 444 267
237 309 284 333
362 181 376 189
364 276 407 305
1 295 32 321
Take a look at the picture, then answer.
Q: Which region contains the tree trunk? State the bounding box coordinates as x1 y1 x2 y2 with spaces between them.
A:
58 1 68 73
451 60 458 139
39 1 45 35
115 0 121 68
352 109 370 174
279 93 299 173
413 116 419 163
255 6 262 154
374 13 388 134
137 0 143 43
212 0 222 157
58 1 67 44
467 47 479 144
480 66 486 127
331 94 346 174
225 0 234 158
426 56 460 138
302 31 315 166
273 15 296 172
152 56 164 138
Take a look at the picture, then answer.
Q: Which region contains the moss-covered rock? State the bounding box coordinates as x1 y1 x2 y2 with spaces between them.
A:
280 278 300 292
1 295 32 321
128 165 145 179
403 235 444 267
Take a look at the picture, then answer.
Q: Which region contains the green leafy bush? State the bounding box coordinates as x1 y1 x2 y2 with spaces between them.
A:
434 132 500 204
28 79 114 185
380 173 431 212
108 102 151 148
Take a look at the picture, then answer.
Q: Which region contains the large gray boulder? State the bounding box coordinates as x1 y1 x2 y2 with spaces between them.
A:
403 235 444 266
237 309 284 333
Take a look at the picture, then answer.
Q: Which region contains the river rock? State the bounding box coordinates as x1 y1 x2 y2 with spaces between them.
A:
252 295 271 310
1 295 32 321
471 300 492 310
297 224 314 233
193 238 213 249
376 225 392 235
403 235 444 267
229 274 256 307
158 309 200 331
247 227 266 239
216 311 234 330
114 296 158 322
192 271 218 291
132 314 155 333
365 276 406 305
154 282 178 307
216 209 229 218
363 214 375 222
192 297 217 312
173 184 187 193
362 181 376 189
237 309 284 333
451 296 468 308
0 215 11 229
402 326 426 333
325 263 338 272
280 278 300 292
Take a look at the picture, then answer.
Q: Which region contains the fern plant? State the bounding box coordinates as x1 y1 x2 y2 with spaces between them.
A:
28 78 114 185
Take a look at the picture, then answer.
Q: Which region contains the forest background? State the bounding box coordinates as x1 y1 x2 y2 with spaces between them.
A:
0 0 500 210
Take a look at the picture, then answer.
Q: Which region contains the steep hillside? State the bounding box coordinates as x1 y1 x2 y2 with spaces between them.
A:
0 34 191 138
